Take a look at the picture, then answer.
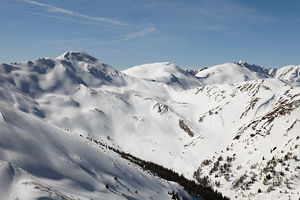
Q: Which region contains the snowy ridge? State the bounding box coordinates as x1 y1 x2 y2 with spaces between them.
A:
195 62 269 85
0 52 300 199
122 62 203 89
274 65 300 86
235 61 275 77
195 61 300 86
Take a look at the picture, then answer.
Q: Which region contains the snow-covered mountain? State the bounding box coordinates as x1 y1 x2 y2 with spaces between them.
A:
235 61 276 77
195 61 300 87
274 65 300 86
122 62 203 89
0 51 299 200
195 62 270 85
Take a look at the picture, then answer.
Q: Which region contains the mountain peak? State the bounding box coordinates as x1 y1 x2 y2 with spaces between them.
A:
56 51 98 63
234 61 275 77
237 60 246 65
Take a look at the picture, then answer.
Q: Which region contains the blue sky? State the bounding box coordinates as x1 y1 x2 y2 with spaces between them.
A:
1 0 300 69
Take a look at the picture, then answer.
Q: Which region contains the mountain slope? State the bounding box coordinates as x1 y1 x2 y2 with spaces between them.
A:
0 52 300 200
195 61 300 86
194 83 300 200
274 65 300 86
0 51 126 96
195 62 270 85
0 52 228 200
235 61 276 77
122 62 203 89
0 103 207 200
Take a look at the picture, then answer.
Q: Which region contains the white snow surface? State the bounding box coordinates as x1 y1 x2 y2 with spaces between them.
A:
274 65 300 86
122 62 203 89
0 103 196 200
195 63 269 85
0 51 300 199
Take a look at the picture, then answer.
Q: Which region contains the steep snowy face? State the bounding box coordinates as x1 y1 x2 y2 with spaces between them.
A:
122 62 203 89
193 84 300 200
0 51 126 98
0 104 199 200
56 51 122 78
235 61 276 77
54 51 126 88
195 63 270 85
274 65 300 86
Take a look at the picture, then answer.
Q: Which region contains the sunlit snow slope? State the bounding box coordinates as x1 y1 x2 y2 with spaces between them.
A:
0 103 199 200
122 62 203 89
0 51 299 200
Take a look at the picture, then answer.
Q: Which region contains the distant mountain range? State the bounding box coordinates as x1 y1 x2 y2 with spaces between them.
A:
0 51 299 200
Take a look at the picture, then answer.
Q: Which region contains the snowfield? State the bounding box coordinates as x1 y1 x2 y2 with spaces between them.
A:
0 51 299 199
0 103 202 200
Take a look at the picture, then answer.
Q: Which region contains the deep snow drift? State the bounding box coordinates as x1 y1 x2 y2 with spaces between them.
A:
0 51 299 200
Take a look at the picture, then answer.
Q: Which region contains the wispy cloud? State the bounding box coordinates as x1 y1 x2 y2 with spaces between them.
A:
136 0 274 31
23 0 127 26
26 12 97 25
192 0 274 23
45 25 157 46
122 25 156 41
